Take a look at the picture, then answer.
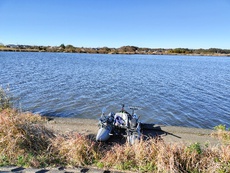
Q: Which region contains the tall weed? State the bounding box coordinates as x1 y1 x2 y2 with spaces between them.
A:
51 133 100 166
0 109 54 167
0 87 12 111
98 139 230 172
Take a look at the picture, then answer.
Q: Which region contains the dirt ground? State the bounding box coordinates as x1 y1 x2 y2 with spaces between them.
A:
44 117 221 146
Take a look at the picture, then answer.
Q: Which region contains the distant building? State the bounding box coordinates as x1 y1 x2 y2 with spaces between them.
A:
6 44 18 48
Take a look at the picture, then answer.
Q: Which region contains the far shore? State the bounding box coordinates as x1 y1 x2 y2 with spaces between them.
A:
1 46 230 57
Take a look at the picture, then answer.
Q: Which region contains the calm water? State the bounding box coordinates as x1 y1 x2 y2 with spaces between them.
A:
1 52 230 129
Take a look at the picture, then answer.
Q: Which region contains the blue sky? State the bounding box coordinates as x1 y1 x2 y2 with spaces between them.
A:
0 0 230 49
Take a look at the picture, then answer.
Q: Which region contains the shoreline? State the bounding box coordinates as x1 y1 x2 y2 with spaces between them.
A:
44 117 221 146
1 48 230 57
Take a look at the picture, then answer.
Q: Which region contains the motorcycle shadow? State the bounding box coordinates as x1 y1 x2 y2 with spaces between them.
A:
141 123 181 141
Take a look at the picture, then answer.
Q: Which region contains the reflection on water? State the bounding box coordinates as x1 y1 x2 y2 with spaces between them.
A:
0 52 230 129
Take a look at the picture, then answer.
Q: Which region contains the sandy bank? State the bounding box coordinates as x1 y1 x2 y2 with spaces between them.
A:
44 117 221 146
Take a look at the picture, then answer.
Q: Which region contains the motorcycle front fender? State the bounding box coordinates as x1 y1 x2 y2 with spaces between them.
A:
96 127 112 142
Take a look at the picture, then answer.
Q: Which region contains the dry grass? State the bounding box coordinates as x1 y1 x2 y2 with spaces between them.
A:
0 87 12 111
0 108 55 167
51 132 100 166
0 108 230 172
98 139 230 173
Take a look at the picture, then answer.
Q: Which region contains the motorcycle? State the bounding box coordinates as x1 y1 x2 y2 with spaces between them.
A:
96 104 142 145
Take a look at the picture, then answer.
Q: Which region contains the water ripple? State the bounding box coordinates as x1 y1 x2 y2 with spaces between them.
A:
0 52 230 129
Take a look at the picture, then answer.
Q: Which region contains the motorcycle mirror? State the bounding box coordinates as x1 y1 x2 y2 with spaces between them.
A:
129 106 142 110
101 107 106 115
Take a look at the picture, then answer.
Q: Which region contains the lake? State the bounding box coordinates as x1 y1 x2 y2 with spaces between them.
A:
0 52 230 129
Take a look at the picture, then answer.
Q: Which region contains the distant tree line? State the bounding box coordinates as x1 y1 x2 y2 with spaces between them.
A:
0 43 230 56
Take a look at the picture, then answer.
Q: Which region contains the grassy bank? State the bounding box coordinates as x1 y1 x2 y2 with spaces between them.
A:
0 88 230 172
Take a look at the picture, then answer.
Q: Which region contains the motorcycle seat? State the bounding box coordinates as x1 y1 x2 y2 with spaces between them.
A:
114 112 128 127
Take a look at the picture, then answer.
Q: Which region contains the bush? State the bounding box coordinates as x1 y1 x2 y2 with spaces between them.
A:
214 124 227 131
212 124 230 144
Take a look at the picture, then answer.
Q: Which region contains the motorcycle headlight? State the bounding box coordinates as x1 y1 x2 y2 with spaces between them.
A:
130 119 137 128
